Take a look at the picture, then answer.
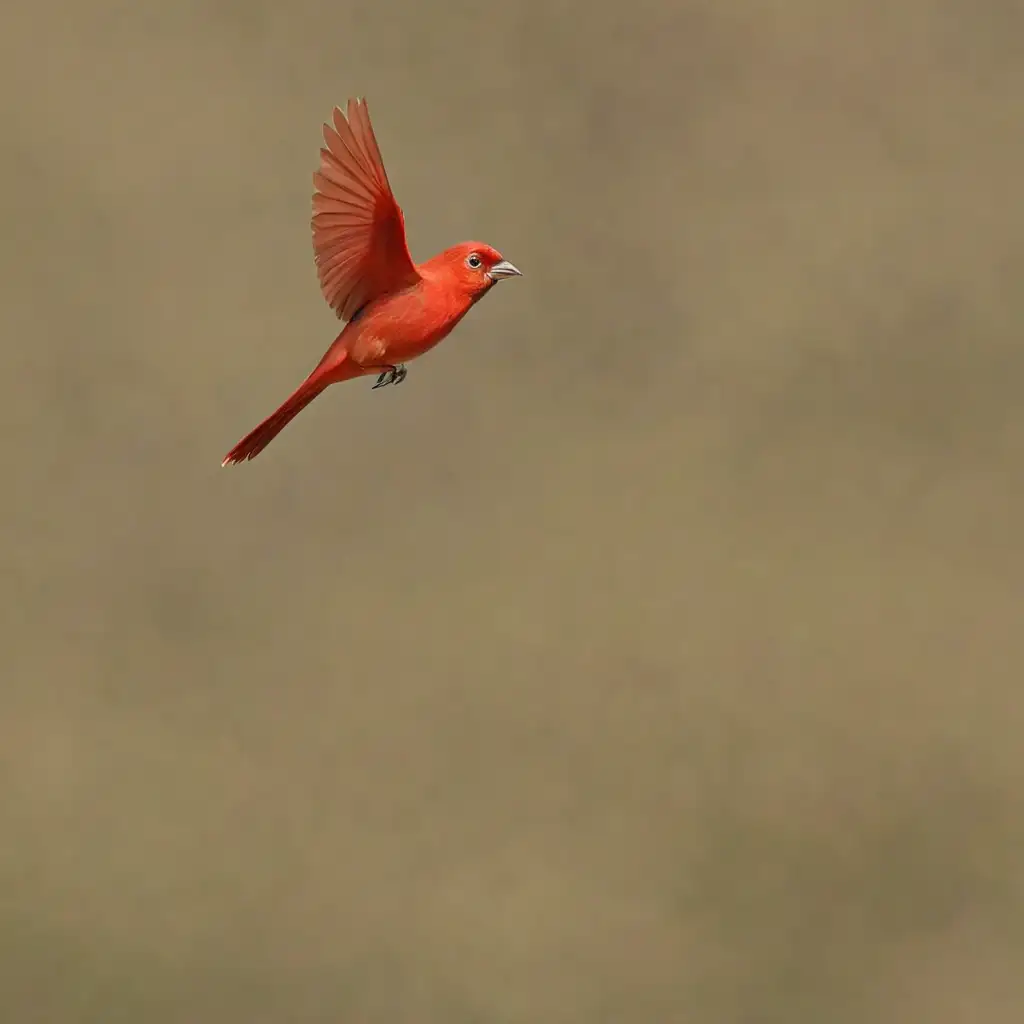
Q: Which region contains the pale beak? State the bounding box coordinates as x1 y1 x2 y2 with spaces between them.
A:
487 260 522 281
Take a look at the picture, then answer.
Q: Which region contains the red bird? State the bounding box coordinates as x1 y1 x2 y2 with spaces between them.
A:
222 98 521 466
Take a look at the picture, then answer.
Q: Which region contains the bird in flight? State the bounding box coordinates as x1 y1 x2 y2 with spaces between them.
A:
222 97 521 466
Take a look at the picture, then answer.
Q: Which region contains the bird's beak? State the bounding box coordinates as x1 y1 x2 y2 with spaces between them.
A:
487 260 522 281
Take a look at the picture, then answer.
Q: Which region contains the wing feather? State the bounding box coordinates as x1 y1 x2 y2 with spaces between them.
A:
311 98 420 320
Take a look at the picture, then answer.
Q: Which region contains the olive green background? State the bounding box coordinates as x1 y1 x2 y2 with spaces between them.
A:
3 1 1023 1021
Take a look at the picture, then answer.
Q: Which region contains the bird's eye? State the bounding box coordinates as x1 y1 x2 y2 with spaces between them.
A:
466 253 483 270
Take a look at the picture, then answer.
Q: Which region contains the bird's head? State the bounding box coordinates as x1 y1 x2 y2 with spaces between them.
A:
436 242 522 298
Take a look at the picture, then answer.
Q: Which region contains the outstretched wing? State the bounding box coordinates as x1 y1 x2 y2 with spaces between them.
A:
311 98 421 321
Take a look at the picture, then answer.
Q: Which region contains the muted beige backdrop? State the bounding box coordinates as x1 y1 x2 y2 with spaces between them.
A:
3 1 1023 1021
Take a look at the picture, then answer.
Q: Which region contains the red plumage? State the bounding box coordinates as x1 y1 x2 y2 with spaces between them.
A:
222 98 521 467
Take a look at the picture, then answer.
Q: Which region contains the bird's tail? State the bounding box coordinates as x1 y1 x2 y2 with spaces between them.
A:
221 376 329 466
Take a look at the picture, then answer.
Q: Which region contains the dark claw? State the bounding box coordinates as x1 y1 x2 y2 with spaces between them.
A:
371 364 408 390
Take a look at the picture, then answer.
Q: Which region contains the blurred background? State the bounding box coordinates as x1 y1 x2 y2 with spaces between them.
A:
3 1 1023 1020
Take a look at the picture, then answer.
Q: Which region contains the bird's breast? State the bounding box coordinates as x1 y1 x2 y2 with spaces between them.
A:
348 285 472 364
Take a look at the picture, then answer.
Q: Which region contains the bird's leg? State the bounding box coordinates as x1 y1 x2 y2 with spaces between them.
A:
371 363 408 389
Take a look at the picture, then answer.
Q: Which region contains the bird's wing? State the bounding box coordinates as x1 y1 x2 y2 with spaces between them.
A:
311 98 421 321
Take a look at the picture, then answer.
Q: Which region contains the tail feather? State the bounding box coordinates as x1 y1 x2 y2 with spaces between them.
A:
221 379 328 466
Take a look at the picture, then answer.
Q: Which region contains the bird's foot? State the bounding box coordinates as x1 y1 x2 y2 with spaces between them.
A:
371 364 408 389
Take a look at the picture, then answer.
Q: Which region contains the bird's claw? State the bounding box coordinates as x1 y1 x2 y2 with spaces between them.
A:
371 364 408 389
